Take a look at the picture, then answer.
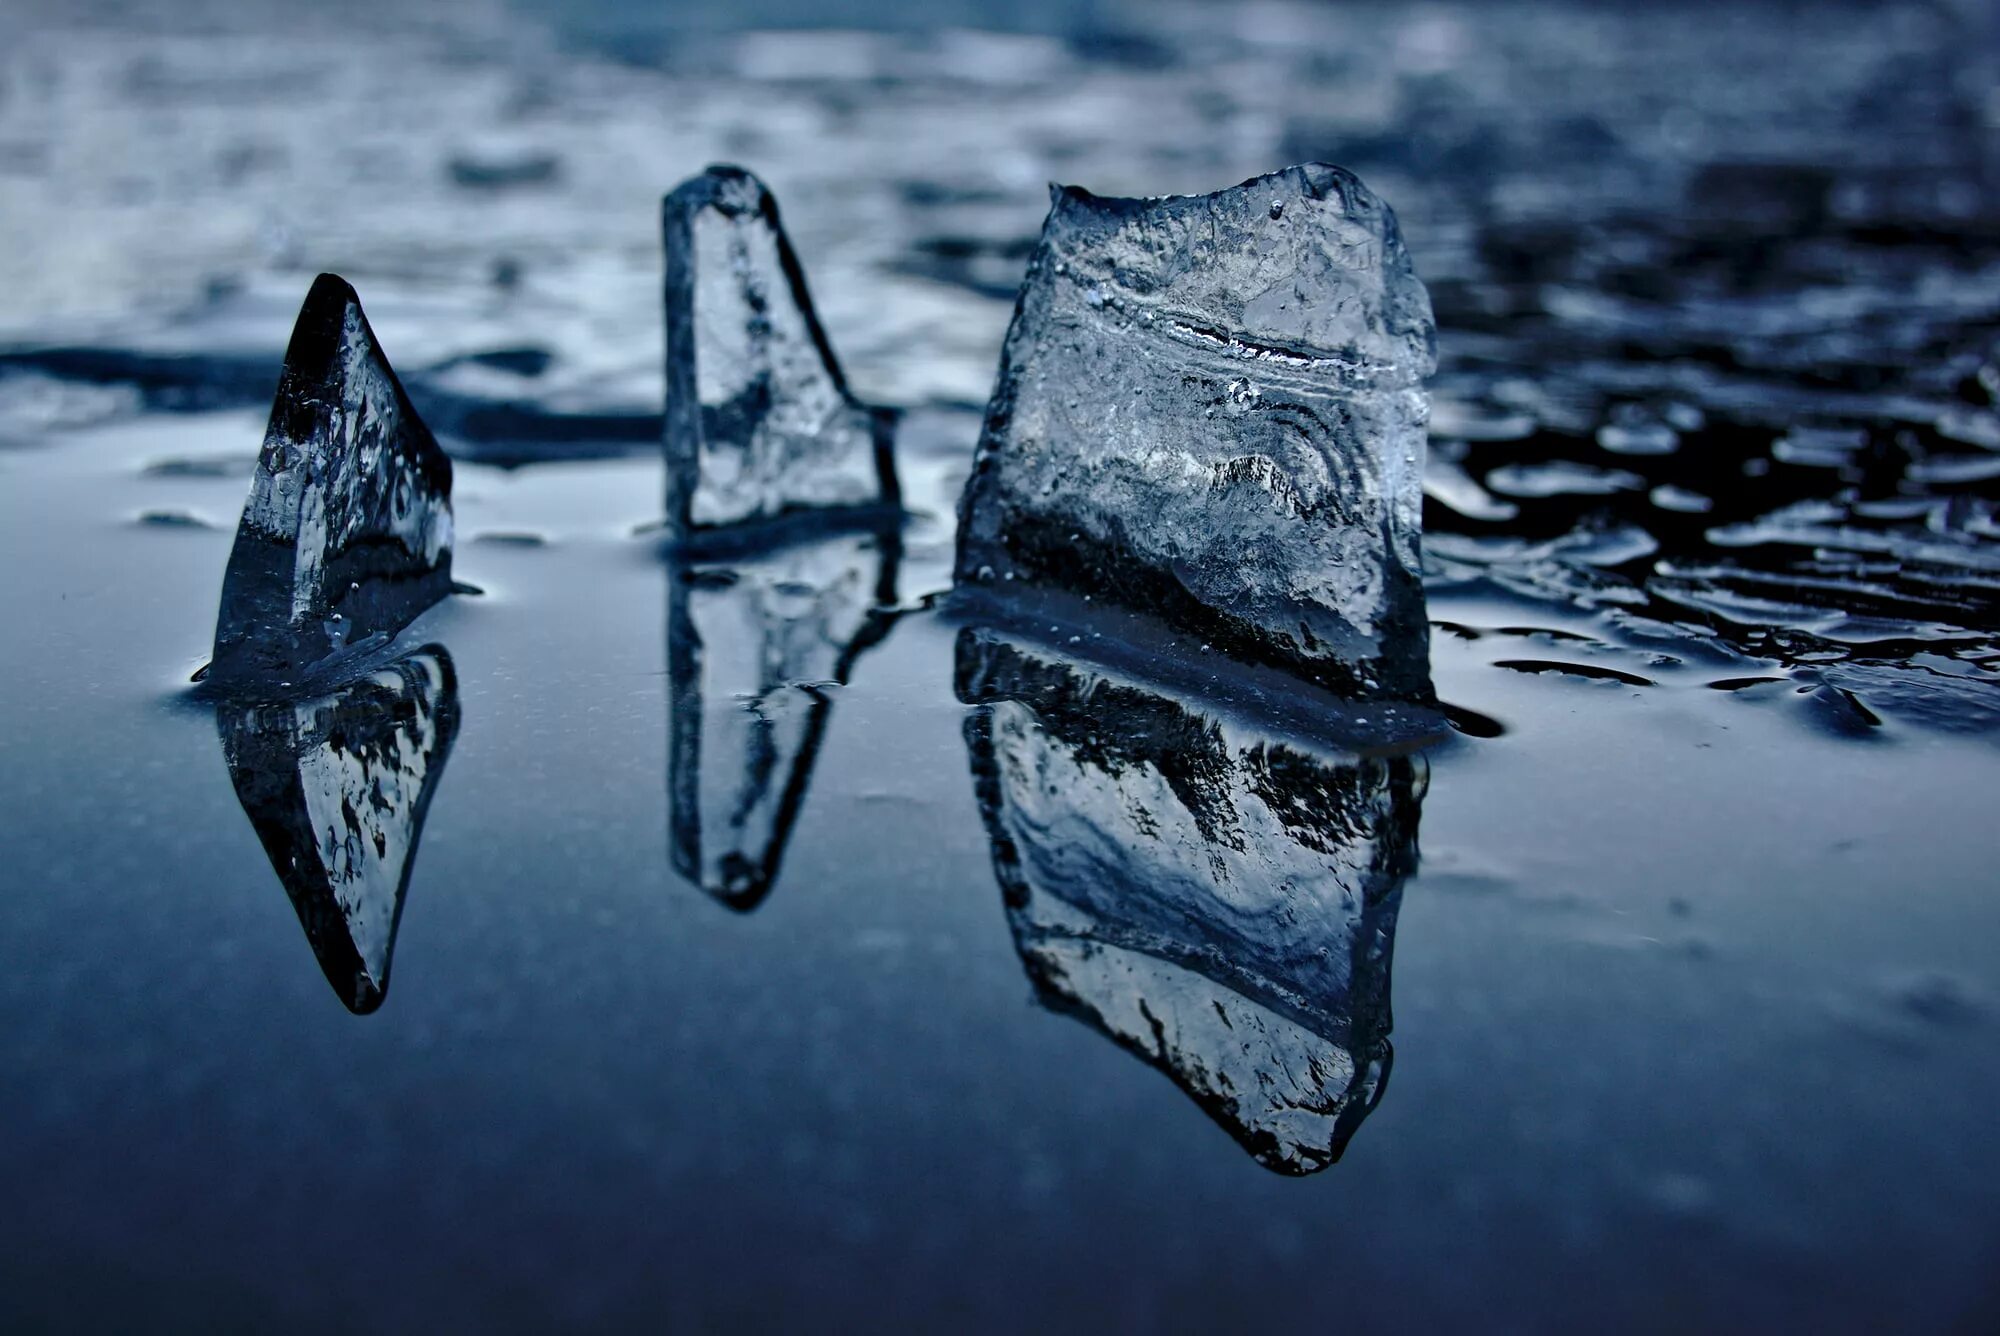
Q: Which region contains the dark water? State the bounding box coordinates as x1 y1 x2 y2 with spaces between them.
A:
3 2 2000 1331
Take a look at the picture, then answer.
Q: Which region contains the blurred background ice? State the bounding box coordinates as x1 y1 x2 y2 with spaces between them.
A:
3 0 1993 408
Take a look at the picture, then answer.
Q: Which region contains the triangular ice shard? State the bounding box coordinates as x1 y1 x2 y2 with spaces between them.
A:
210 274 454 685
957 626 1423 1175
955 163 1436 700
667 524 900 911
219 647 460 1014
662 165 899 538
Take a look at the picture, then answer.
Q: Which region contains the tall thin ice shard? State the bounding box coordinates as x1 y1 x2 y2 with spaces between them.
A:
663 165 899 538
219 647 460 1014
958 626 1422 1175
211 274 454 684
667 526 900 911
955 164 1435 699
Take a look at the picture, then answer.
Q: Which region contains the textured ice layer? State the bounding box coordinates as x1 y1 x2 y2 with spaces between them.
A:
958 626 1422 1174
667 526 900 910
956 163 1436 698
210 274 454 684
218 647 460 1014
663 165 899 536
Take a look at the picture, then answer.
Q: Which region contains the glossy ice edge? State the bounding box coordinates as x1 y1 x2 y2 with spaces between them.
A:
662 165 900 535
208 274 455 687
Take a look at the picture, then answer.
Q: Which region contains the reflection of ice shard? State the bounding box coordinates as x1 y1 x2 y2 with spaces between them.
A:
667 525 900 911
955 164 1436 699
957 626 1424 1175
219 647 460 1014
211 274 454 684
663 165 899 537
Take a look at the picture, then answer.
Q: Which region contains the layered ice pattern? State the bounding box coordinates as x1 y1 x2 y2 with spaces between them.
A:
663 165 899 537
956 164 1437 699
218 646 461 1014
210 274 455 684
957 626 1423 1175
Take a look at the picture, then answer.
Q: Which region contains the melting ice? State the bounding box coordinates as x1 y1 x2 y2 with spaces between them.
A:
658 166 910 907
940 163 1444 1171
955 163 1436 700
209 274 455 685
663 165 900 538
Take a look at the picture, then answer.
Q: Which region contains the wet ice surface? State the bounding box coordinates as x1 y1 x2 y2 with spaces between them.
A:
957 164 1434 699
208 275 455 684
663 165 898 535
3 1 2000 1332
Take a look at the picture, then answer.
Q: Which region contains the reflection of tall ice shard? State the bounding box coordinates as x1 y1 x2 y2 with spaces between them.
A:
667 527 900 911
957 627 1424 1175
219 648 460 1014
663 165 899 538
955 164 1436 699
211 274 454 684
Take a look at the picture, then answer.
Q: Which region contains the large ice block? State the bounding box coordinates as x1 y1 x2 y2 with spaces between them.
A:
667 524 901 910
663 165 899 538
219 646 460 1014
955 163 1436 698
210 274 454 684
957 626 1423 1174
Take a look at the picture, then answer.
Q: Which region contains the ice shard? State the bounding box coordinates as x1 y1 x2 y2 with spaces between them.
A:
218 646 460 1014
667 524 900 911
955 164 1436 699
662 165 899 538
210 274 454 685
957 626 1423 1175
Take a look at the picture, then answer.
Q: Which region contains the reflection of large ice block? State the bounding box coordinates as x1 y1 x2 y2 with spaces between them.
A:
667 525 900 911
957 626 1424 1175
663 165 899 537
211 274 454 685
219 647 460 1014
955 164 1435 699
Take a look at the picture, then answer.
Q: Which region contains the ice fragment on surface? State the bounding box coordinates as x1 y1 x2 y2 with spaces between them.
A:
667 526 900 911
1650 484 1714 514
218 647 460 1014
663 165 899 537
210 274 454 684
1425 451 1520 523
957 626 1422 1175
1486 460 1644 498
954 163 1436 698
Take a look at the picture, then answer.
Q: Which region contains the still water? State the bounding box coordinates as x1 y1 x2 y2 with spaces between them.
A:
4 401 1996 1330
